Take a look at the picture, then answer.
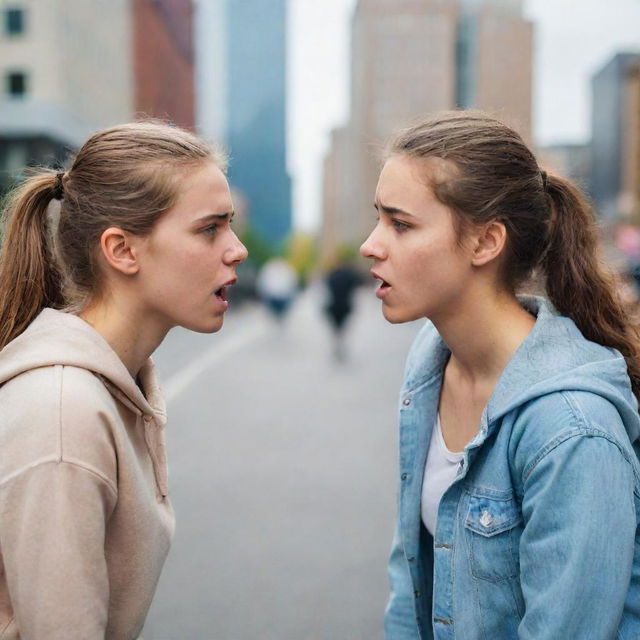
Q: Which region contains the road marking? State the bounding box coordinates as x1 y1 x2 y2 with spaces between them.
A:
163 323 269 404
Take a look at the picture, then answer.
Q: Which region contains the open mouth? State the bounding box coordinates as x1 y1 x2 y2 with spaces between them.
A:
214 278 237 302
372 270 391 289
371 270 392 299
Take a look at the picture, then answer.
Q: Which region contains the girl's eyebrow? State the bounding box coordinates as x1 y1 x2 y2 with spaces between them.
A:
374 202 415 218
194 211 235 223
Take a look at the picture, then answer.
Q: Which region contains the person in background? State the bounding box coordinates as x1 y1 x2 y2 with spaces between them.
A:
0 121 247 639
360 111 640 640
324 256 362 361
256 257 298 322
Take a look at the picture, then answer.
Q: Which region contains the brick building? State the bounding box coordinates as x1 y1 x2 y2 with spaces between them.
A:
132 0 195 129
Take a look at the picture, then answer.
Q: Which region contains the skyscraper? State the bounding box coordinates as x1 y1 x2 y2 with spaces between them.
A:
227 0 291 250
197 0 291 250
591 52 640 221
321 0 532 259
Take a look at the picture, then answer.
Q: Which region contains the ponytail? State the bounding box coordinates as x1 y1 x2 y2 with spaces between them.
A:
541 173 640 401
0 173 65 350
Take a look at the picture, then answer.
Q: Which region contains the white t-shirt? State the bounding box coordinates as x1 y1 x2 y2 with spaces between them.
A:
421 414 464 536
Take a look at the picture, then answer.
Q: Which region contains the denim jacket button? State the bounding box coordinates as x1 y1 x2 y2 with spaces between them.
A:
403 397 411 406
479 509 494 528
401 473 408 481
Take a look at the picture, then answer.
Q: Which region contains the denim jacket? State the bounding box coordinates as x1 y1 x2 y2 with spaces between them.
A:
385 297 640 640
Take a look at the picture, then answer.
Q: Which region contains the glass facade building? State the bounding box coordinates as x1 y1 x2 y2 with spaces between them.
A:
225 0 291 250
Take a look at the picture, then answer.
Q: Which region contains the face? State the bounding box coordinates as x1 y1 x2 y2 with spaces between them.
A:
136 162 248 333
360 155 474 324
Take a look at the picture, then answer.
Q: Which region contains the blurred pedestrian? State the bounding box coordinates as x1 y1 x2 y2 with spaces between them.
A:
324 258 361 361
360 111 640 639
256 257 298 322
0 122 247 639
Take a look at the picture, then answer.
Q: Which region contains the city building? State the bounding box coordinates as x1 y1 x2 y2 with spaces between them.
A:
0 0 133 191
321 126 359 265
194 0 227 145
321 0 533 260
0 0 196 195
591 52 640 221
133 0 195 129
196 0 292 250
622 61 640 222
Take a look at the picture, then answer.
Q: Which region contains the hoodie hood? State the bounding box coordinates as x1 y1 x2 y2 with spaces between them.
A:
0 308 169 495
486 296 640 444
405 296 640 446
0 308 166 422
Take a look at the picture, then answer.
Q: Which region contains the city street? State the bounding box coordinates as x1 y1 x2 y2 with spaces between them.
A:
143 283 422 640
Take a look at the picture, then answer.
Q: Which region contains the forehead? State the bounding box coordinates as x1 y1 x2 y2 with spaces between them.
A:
376 155 450 206
170 162 233 218
375 156 461 233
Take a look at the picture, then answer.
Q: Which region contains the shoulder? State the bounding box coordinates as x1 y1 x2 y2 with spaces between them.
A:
508 391 640 487
0 365 119 489
512 390 632 447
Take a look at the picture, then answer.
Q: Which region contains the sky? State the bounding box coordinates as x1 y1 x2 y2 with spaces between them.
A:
287 0 640 232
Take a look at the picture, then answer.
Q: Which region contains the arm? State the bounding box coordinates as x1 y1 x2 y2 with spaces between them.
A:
517 431 637 639
0 460 117 639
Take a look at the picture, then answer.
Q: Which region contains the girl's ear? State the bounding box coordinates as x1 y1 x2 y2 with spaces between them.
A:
99 227 140 276
470 221 507 267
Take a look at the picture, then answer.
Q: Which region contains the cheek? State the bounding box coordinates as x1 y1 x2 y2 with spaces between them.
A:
404 237 465 283
145 242 209 290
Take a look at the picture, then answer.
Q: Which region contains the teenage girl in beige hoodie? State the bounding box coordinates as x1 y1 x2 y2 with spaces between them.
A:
0 122 248 639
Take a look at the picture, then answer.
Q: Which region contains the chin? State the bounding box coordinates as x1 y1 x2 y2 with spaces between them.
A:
382 305 418 324
182 316 225 334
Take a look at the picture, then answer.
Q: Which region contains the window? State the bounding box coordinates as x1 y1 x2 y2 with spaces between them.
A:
7 72 27 98
5 8 25 35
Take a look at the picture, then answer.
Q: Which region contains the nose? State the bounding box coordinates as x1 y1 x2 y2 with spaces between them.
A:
225 230 249 265
360 225 386 260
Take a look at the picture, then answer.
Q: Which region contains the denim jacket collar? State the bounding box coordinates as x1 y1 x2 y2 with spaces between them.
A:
402 295 640 448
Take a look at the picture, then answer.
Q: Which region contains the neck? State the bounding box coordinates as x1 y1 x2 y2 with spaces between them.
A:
78 295 168 378
432 288 535 386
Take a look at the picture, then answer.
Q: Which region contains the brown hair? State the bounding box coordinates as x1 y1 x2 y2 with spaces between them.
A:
389 110 640 401
0 121 226 350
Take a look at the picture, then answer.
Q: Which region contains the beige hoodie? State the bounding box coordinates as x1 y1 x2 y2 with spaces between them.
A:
0 309 175 639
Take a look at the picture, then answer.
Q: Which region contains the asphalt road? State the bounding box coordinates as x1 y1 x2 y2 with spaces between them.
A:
143 283 422 640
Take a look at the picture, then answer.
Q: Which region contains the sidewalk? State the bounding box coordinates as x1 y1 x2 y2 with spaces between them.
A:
144 283 423 640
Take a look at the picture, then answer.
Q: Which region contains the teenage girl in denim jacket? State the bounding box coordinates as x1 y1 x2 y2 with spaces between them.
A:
360 111 640 640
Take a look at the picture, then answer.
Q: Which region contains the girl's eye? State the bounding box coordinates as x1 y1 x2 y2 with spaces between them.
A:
202 224 218 236
391 219 410 232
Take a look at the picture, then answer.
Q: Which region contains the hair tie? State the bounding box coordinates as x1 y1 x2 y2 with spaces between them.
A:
540 169 548 192
52 171 65 200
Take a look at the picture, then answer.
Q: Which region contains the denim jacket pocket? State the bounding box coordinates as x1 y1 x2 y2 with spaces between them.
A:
463 490 523 582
